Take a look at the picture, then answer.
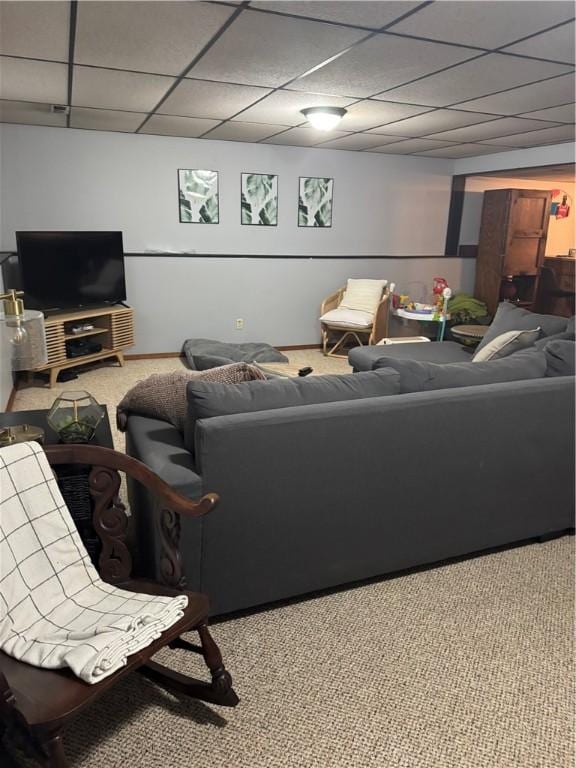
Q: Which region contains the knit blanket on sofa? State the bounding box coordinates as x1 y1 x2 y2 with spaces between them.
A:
0 441 187 684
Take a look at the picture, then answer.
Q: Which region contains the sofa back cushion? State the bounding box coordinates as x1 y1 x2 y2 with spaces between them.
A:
544 339 575 377
184 368 400 456
373 348 547 393
476 302 568 354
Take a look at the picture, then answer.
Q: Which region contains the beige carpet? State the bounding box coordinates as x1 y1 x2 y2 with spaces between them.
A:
2 538 574 768
5 355 575 768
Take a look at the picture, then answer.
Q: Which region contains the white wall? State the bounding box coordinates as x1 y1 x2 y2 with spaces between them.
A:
0 125 472 352
453 142 575 176
460 177 576 256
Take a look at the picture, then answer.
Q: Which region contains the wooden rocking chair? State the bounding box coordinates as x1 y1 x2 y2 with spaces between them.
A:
0 444 239 768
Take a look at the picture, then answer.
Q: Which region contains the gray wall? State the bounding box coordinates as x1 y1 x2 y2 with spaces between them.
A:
1 124 475 352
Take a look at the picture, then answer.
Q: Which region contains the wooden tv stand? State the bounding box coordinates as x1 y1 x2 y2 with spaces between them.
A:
31 305 134 387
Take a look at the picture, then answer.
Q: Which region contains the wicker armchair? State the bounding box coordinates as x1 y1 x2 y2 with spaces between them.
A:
320 282 394 357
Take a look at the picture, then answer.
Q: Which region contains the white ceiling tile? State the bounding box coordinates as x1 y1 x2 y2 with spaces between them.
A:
367 109 497 137
0 100 67 127
459 73 576 115
203 121 288 142
291 34 475 98
502 21 575 65
417 144 515 158
429 117 563 143
158 80 271 120
232 90 356 126
262 126 350 146
383 53 572 108
140 114 220 138
0 1 69 61
189 10 365 88
482 124 576 147
251 2 422 29
75 1 236 76
72 66 175 112
337 100 430 131
0 57 67 104
317 133 398 150
519 103 575 123
70 108 145 133
390 2 575 49
371 138 459 154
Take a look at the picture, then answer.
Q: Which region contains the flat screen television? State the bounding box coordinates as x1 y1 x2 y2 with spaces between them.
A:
16 231 127 312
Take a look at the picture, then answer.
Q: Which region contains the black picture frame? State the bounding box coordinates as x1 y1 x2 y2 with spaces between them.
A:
297 176 334 228
240 172 279 226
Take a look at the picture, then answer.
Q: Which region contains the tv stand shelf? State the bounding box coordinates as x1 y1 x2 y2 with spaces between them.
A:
32 305 134 387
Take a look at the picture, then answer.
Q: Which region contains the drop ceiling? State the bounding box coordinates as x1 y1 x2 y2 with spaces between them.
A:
0 0 574 159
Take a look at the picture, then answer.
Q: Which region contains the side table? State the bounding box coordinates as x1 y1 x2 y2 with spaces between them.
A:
0 406 114 565
393 308 450 342
450 325 489 346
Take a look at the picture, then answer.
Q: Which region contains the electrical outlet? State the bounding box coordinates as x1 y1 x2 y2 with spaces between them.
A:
235 318 244 330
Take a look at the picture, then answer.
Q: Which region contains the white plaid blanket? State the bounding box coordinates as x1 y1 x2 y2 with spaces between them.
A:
0 441 187 684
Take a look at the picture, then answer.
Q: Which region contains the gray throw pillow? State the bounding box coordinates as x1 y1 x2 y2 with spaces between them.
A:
476 303 568 353
544 340 575 377
184 368 400 454
472 327 541 362
373 348 547 393
534 314 575 350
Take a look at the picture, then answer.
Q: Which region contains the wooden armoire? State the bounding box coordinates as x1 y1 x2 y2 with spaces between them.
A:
474 188 552 316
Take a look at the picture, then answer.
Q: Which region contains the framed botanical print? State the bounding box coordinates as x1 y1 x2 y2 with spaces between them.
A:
178 169 219 223
241 173 278 226
298 177 334 227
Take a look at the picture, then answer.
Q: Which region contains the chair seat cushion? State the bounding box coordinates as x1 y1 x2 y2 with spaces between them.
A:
320 307 374 328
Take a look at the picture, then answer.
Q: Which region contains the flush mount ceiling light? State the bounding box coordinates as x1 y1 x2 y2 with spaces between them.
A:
301 106 347 131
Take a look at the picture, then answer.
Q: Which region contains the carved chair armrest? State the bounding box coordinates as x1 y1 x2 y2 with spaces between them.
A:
321 287 344 316
45 444 217 518
45 445 217 587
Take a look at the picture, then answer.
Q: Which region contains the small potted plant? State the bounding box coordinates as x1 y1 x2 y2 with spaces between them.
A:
47 391 104 443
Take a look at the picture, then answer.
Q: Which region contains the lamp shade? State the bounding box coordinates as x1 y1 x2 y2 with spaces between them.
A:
0 306 48 370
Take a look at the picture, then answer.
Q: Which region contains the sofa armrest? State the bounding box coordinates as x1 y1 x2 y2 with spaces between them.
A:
125 415 203 499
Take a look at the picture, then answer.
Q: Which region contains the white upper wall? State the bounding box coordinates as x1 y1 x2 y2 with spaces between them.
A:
0 124 454 256
453 143 575 176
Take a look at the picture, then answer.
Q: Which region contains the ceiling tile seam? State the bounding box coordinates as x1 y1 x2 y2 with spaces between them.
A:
381 16 576 62
492 15 576 52
438 70 576 110
220 0 435 37
135 1 249 134
196 1 439 140
196 26 383 139
329 114 567 144
65 0 78 128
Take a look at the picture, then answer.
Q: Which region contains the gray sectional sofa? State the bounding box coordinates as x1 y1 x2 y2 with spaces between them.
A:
124 307 575 616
